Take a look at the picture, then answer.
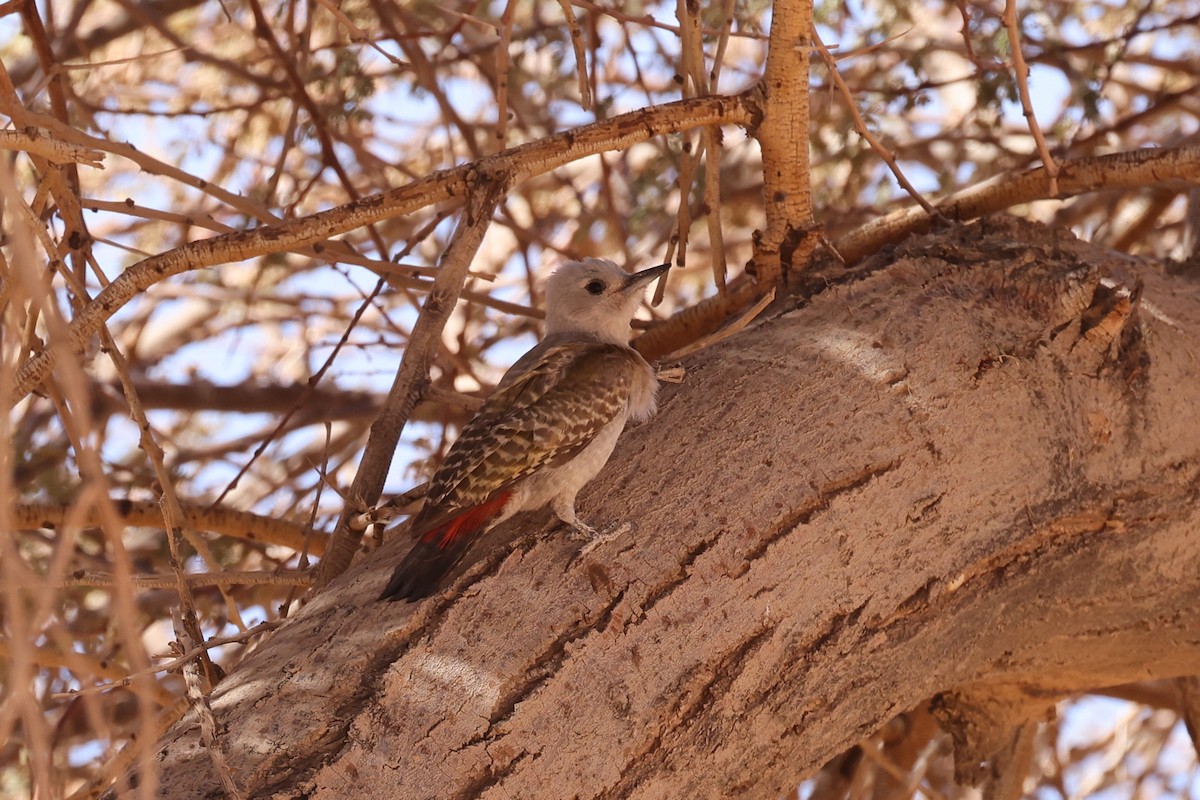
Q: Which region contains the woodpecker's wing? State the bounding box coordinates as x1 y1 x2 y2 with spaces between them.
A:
411 341 639 536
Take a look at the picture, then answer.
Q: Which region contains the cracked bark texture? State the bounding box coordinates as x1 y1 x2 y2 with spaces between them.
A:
147 217 1200 798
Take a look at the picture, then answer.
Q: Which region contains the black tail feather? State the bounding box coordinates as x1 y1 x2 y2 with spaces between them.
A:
379 538 470 602
379 492 511 601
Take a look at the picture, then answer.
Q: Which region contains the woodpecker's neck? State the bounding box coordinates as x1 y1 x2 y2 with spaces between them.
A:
543 317 632 347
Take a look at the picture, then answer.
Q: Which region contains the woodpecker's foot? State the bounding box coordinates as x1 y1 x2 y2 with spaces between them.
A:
571 521 632 557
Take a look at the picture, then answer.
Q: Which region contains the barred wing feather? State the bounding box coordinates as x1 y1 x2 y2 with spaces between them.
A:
410 342 638 537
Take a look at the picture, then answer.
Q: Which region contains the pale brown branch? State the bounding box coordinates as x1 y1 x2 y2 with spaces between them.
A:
350 481 430 531
0 127 104 166
92 286 222 682
10 94 752 404
661 0 713 297
0 639 177 707
556 0 593 108
663 287 774 361
52 622 283 701
982 721 1040 800
702 126 728 292
664 135 700 300
708 0 736 89
1003 0 1059 195
858 737 950 800
208 276 390 509
494 0 518 150
54 569 311 590
79 196 475 284
634 276 762 361
696 0 734 293
12 499 324 555
676 0 708 96
173 614 242 799
40 251 224 679
310 0 403 71
954 0 978 61
569 0 767 41
834 145 1200 265
751 0 815 283
811 27 939 217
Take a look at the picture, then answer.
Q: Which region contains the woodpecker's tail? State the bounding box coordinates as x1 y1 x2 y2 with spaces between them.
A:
379 493 511 602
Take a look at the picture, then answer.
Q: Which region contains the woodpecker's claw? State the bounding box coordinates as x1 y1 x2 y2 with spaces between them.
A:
565 519 597 540
574 521 632 557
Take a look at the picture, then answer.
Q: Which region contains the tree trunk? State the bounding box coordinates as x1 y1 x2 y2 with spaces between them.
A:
147 216 1200 799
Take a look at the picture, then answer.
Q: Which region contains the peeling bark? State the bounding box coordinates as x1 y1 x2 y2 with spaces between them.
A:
145 217 1200 799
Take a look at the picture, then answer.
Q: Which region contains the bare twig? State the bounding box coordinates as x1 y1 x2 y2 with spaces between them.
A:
209 276 388 507
857 736 950 800
52 254 226 682
811 27 940 217
661 287 775 360
1003 0 1059 195
701 125 728 292
569 0 767 41
494 0 519 150
556 0 593 108
634 277 762 361
709 0 736 89
55 569 311 589
350 481 430 531
52 621 283 700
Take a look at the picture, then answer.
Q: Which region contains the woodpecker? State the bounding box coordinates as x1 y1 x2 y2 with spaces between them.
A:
379 258 669 602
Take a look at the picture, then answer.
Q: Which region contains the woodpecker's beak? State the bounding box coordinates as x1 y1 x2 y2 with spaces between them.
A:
621 262 671 293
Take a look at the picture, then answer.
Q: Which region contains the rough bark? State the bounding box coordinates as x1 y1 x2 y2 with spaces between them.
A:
146 217 1200 799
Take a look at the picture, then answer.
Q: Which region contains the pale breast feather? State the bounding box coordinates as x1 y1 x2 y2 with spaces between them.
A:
413 343 640 532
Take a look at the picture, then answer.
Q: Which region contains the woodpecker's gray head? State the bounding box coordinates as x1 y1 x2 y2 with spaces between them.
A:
543 259 670 343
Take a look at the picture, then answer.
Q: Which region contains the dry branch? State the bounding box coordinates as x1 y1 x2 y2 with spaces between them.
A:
0 128 104 166
1003 0 1059 195
834 145 1200 265
173 614 241 799
12 500 322 554
634 277 762 360
9 95 751 404
810 28 937 216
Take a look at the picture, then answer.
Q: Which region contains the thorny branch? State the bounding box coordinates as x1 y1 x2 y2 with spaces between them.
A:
8 95 752 404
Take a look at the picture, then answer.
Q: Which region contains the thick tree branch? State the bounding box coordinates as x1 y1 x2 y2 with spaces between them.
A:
144 218 1200 799
750 0 814 283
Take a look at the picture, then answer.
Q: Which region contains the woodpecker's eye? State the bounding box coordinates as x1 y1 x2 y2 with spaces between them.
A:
585 279 606 295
